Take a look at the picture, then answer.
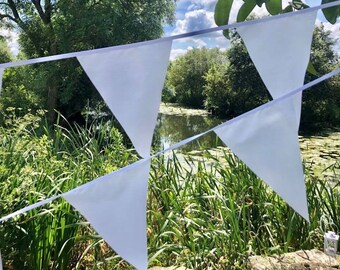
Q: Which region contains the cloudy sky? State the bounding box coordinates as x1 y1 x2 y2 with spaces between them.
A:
1 0 339 58
165 0 339 59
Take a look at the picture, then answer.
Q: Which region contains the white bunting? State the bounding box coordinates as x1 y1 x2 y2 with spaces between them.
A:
77 41 172 158
214 95 309 221
62 159 151 270
237 11 317 128
0 68 5 95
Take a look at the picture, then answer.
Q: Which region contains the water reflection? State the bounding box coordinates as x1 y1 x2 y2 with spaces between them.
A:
153 113 224 153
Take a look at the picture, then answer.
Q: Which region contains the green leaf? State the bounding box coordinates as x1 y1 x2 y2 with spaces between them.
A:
282 5 293 13
321 0 340 24
291 0 309 10
214 0 234 26
237 0 256 22
256 0 266 7
265 0 282 15
222 29 230 39
307 61 318 76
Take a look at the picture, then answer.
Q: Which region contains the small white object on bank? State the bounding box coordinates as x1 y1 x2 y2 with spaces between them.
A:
324 231 339 257
0 250 3 270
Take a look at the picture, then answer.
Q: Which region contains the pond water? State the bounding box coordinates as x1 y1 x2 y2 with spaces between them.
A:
153 105 224 153
153 104 339 178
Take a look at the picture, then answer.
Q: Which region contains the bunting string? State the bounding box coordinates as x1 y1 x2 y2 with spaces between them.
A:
1 66 339 224
0 3 339 268
0 0 338 69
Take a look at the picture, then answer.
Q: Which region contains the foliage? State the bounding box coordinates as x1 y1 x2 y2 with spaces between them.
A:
0 37 13 63
0 65 42 124
203 63 231 115
214 0 339 29
203 27 339 132
301 25 340 132
161 62 177 103
0 110 137 269
147 151 339 269
214 0 339 75
204 33 270 118
167 48 227 108
0 0 176 122
0 111 339 269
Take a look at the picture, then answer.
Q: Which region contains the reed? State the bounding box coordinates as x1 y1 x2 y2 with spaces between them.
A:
148 152 339 269
0 111 338 269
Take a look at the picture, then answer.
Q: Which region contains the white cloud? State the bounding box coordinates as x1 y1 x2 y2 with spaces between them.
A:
168 0 340 61
215 35 231 49
178 0 216 11
320 21 340 41
315 19 340 56
170 48 188 60
172 9 215 34
0 29 19 56
192 38 208 47
229 0 291 22
188 0 217 11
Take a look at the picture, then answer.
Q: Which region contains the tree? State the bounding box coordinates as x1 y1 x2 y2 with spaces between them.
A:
162 62 177 103
0 0 175 123
203 27 340 132
167 47 227 108
204 33 270 118
214 0 339 75
214 0 339 28
0 36 13 63
300 25 340 131
203 64 229 115
0 38 38 125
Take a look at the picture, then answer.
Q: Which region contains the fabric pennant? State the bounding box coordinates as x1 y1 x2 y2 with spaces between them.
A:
0 68 5 95
214 95 309 221
63 159 151 270
237 11 317 128
78 41 172 158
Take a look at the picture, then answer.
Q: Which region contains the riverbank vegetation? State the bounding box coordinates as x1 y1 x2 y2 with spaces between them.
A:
164 26 340 133
0 0 176 123
0 1 339 269
0 112 338 269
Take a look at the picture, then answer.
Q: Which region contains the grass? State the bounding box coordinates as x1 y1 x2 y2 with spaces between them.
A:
0 110 339 269
147 151 339 269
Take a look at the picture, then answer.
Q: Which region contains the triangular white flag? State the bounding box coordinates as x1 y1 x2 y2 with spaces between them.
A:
78 41 172 158
214 96 309 221
237 11 317 128
63 160 151 270
0 68 5 95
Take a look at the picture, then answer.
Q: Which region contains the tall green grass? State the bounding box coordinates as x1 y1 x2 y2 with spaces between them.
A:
0 110 137 269
0 110 339 269
148 152 339 269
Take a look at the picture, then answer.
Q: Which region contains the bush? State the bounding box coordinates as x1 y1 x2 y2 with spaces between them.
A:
167 48 227 108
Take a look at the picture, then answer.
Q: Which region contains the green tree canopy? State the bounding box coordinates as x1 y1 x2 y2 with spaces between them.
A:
167 47 227 108
301 25 340 131
204 32 270 117
0 36 13 63
203 27 339 131
0 0 176 122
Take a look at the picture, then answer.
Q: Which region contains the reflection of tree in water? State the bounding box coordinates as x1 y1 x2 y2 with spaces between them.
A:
152 113 224 153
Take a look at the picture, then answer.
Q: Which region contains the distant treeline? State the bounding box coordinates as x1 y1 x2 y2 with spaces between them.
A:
163 27 340 133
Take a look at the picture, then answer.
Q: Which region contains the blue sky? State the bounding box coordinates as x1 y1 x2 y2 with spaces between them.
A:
1 0 339 58
165 0 339 59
